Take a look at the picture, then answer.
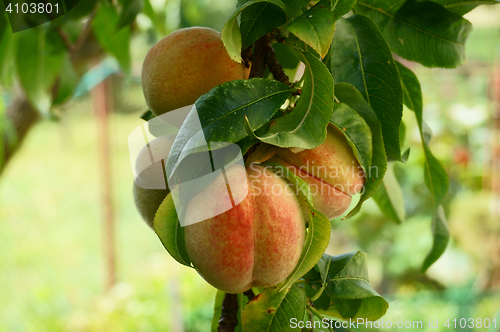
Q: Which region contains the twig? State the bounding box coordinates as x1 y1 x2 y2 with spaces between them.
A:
53 8 97 53
55 27 74 51
218 293 239 332
243 289 255 301
262 34 290 85
249 37 267 79
241 45 253 70
73 10 97 53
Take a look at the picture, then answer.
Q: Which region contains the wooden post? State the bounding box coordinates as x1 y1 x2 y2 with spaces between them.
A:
92 73 116 291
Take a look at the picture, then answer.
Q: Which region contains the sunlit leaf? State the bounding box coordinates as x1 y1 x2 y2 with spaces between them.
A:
254 47 334 149
154 193 191 266
373 162 405 224
286 1 335 58
242 285 306 331
421 207 449 272
334 83 387 219
325 15 403 161
313 252 389 321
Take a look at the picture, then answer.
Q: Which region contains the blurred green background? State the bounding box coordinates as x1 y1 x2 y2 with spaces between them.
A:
1 1 500 331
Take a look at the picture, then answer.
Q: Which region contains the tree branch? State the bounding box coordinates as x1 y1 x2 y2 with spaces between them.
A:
243 289 255 301
241 46 252 70
73 10 97 53
249 37 267 79
262 35 290 85
218 293 239 332
55 26 74 51
1 95 40 174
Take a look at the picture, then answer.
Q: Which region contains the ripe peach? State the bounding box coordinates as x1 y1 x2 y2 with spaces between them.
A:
142 27 249 116
270 124 365 219
183 164 306 293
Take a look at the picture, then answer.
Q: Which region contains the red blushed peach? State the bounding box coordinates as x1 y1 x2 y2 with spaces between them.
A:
267 156 352 219
184 164 305 293
142 27 249 116
270 124 365 219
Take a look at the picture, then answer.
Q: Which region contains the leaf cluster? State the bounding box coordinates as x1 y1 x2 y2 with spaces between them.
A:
148 0 498 328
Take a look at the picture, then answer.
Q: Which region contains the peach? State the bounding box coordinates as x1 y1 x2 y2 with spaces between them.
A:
142 27 249 116
133 134 174 228
270 124 365 219
183 164 306 293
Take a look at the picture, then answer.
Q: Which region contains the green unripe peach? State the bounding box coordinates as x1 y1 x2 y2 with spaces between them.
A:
133 134 174 228
133 183 169 229
184 164 306 293
142 27 249 116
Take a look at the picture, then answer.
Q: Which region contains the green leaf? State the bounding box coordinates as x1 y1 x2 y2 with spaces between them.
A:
427 0 500 15
16 28 66 113
92 5 131 72
222 0 287 62
325 15 403 161
153 193 191 266
263 163 331 291
334 83 387 219
330 102 372 174
281 0 310 17
222 15 243 63
254 47 334 149
242 285 306 332
355 0 473 68
166 78 292 179
211 290 225 332
140 110 156 121
396 61 449 207
396 62 450 271
117 0 144 31
53 54 78 105
0 20 15 86
240 2 287 49
421 206 449 272
314 252 389 322
69 0 99 20
332 0 357 21
286 1 336 58
373 162 405 224
142 0 161 31
272 43 300 69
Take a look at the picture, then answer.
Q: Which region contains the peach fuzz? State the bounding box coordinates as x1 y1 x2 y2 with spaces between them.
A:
142 27 249 116
184 164 305 293
271 124 365 219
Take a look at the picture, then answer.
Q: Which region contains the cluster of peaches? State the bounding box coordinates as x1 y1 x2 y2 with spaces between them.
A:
135 27 365 293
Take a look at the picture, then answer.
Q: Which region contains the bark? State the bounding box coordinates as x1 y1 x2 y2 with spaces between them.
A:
1 95 40 174
218 293 239 332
